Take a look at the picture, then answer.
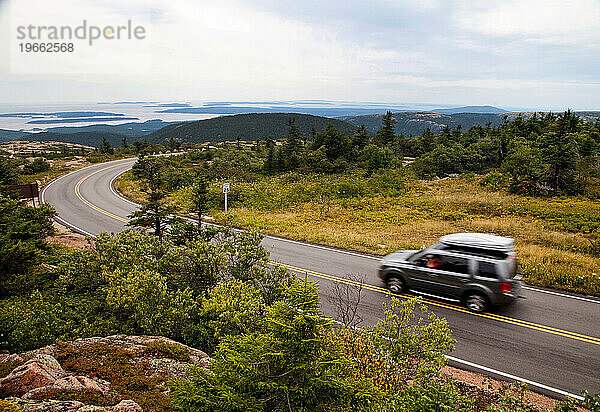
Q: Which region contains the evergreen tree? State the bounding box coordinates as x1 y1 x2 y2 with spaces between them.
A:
310 126 317 142
540 128 578 192
263 136 275 174
374 111 396 146
121 136 128 148
0 160 21 189
274 146 285 172
168 136 180 152
502 142 547 195
0 193 55 296
127 157 173 238
190 174 209 227
283 117 302 169
313 124 350 160
352 125 370 150
421 128 435 154
100 137 114 155
438 126 452 146
170 278 381 411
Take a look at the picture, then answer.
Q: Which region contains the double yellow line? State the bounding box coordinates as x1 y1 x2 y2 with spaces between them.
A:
74 165 600 347
275 264 600 347
74 165 129 223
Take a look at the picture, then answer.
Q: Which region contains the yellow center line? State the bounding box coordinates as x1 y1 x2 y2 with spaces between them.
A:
273 261 600 346
73 166 600 347
74 165 129 223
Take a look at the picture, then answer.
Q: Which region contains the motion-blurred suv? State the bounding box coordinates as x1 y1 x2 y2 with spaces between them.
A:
378 233 522 312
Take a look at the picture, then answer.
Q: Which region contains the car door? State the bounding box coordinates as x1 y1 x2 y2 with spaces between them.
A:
403 252 447 293
427 254 473 298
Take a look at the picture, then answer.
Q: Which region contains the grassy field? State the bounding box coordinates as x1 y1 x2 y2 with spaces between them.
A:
115 171 600 296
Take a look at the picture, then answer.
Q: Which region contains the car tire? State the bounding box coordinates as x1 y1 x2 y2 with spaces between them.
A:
465 293 488 313
387 276 406 294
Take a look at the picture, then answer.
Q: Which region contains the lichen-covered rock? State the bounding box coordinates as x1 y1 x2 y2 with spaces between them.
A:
24 335 208 368
24 375 111 399
0 353 24 364
107 400 143 411
0 335 210 411
7 397 88 412
8 397 142 412
0 354 66 396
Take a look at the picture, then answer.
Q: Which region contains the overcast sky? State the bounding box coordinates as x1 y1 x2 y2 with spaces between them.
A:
0 0 599 110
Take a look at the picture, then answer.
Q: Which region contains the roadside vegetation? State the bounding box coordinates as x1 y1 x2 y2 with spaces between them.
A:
0 185 597 410
0 158 598 411
1 111 599 410
115 112 600 296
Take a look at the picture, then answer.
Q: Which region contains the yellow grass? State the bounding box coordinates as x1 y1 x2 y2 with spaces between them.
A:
116 172 600 296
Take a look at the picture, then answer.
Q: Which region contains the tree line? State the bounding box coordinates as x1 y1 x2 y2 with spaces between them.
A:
261 111 599 197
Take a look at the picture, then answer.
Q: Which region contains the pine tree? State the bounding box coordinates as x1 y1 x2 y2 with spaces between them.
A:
352 125 370 150
314 124 350 160
100 137 114 155
374 111 396 146
274 146 285 172
168 136 180 152
283 117 302 162
263 136 275 174
127 157 173 238
190 175 209 227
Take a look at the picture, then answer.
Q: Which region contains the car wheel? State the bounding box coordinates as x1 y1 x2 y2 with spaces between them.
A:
465 293 488 313
387 277 405 294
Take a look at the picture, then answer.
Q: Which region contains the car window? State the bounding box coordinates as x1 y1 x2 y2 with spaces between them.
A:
422 254 443 268
477 261 498 279
439 256 470 274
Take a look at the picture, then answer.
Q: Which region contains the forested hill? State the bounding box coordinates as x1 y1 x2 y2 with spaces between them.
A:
339 111 600 137
147 113 358 143
339 112 507 136
3 110 600 147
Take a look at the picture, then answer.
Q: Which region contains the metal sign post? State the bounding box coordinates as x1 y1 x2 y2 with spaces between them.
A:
222 182 230 213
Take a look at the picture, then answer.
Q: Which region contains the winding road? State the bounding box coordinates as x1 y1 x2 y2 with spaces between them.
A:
41 157 600 400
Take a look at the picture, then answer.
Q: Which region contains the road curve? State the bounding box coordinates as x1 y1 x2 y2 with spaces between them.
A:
41 158 600 399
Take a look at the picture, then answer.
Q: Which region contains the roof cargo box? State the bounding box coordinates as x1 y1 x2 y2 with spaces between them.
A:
440 233 514 252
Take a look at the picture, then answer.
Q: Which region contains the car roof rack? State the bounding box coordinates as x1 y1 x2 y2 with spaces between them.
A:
440 233 514 252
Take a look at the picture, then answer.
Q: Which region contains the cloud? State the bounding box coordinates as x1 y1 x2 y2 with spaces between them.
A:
0 0 599 109
455 0 600 46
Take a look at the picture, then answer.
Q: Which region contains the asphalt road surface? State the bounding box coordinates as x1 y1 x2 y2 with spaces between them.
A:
41 157 600 399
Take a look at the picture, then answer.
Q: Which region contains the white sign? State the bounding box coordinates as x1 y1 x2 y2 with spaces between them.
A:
223 183 230 213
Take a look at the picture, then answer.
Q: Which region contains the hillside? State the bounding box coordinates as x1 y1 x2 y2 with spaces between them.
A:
45 119 176 138
147 112 358 143
0 129 31 142
431 105 508 114
338 111 506 135
340 110 600 136
2 110 599 147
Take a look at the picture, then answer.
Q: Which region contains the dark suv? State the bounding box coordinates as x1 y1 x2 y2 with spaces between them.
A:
378 233 522 312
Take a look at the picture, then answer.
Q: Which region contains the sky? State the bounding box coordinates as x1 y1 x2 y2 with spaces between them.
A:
0 0 599 110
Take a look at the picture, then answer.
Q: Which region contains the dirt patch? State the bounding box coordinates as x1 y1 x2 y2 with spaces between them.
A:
442 365 583 411
46 222 92 250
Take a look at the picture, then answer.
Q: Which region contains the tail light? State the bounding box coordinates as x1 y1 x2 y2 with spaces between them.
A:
500 282 512 294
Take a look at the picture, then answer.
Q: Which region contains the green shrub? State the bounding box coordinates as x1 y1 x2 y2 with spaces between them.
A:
480 170 511 192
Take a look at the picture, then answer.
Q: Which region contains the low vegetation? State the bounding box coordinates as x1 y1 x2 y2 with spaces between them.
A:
1 111 599 410
0 184 597 410
116 157 600 297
